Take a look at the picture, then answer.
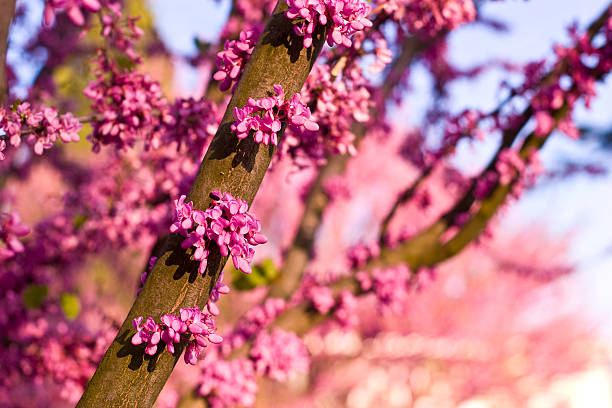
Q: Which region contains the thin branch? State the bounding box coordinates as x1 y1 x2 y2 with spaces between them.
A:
268 32 436 298
378 163 434 244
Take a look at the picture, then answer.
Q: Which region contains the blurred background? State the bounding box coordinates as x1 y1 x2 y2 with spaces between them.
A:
5 0 612 406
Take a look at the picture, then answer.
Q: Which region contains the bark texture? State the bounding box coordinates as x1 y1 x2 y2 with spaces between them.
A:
0 0 15 104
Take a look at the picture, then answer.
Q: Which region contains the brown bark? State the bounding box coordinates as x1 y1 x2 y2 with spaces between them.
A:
0 0 15 104
77 2 326 406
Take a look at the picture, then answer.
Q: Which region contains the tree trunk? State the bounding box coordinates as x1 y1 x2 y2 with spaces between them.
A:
77 2 326 406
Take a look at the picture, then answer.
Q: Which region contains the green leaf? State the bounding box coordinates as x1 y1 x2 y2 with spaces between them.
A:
231 258 279 290
60 293 81 320
254 258 279 280
115 55 137 70
23 284 48 309
73 214 88 229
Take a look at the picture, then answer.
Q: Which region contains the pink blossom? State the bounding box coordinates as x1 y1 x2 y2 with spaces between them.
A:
231 85 317 146
197 354 258 408
0 210 30 261
369 38 393 74
84 53 172 151
335 290 359 327
43 0 101 26
131 306 221 364
0 103 81 160
250 328 310 382
496 148 525 185
214 30 259 92
170 192 267 275
285 0 373 49
223 298 286 353
357 265 412 314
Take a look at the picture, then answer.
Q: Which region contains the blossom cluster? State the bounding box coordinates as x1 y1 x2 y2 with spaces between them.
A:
369 38 393 74
197 354 258 408
250 328 310 382
170 192 267 275
383 0 476 36
496 148 525 185
214 30 259 92
0 102 81 160
84 54 173 152
357 265 412 314
131 306 222 365
231 85 318 146
285 0 373 49
347 241 380 269
282 64 371 163
334 290 359 327
298 281 360 328
100 4 145 61
165 97 220 156
43 0 101 26
527 22 612 140
0 210 30 261
222 298 286 353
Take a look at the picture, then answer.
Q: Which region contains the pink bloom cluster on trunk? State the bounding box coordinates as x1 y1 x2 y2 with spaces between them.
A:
250 328 310 382
0 102 81 160
0 210 30 261
170 192 267 275
207 272 231 316
285 0 373 49
231 85 318 146
131 306 222 365
214 30 259 92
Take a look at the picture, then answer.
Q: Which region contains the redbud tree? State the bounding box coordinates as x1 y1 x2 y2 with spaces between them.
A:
1 0 611 407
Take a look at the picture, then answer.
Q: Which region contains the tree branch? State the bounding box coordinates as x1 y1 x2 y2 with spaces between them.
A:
374 4 612 270
77 2 327 406
0 0 15 104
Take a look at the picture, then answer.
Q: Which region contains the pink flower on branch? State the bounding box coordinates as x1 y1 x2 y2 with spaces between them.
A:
131 306 222 365
250 328 310 382
231 85 318 146
170 192 267 275
214 30 259 92
0 102 81 160
285 0 373 49
197 354 258 408
43 0 101 26
0 210 30 261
